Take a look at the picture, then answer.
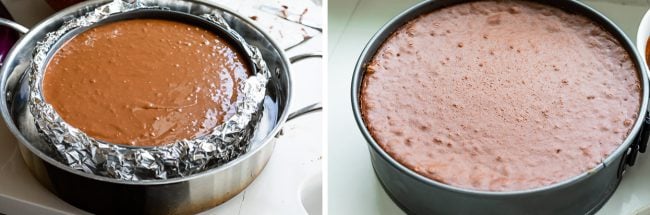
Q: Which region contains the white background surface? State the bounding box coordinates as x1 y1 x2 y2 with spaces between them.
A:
0 0 323 214
328 0 650 214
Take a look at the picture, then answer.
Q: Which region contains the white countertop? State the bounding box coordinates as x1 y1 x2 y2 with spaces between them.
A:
328 0 650 214
0 0 323 214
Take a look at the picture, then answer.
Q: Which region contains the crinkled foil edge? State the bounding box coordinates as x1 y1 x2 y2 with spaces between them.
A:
28 0 271 180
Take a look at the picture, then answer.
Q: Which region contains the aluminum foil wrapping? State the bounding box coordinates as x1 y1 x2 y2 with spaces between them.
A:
28 0 271 180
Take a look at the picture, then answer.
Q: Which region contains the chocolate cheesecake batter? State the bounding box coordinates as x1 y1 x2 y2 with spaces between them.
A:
361 1 640 191
43 19 250 146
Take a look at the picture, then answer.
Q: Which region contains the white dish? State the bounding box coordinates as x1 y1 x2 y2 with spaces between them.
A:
636 8 650 68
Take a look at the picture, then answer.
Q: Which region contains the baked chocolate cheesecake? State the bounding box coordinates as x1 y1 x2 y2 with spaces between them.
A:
360 1 640 191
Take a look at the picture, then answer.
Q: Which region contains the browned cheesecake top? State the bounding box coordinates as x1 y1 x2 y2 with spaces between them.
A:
361 1 640 191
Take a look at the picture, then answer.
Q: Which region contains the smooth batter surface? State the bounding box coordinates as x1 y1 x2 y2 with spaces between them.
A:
43 19 250 146
361 1 640 191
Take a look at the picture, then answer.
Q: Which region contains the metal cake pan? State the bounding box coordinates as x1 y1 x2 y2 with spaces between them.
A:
0 0 321 214
351 0 650 214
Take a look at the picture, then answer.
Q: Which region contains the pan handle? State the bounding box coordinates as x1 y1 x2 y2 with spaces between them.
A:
0 18 29 34
286 52 322 122
290 53 322 63
288 103 321 121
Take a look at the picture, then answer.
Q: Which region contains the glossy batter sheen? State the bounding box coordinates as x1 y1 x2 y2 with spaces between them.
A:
43 19 250 146
361 1 640 191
